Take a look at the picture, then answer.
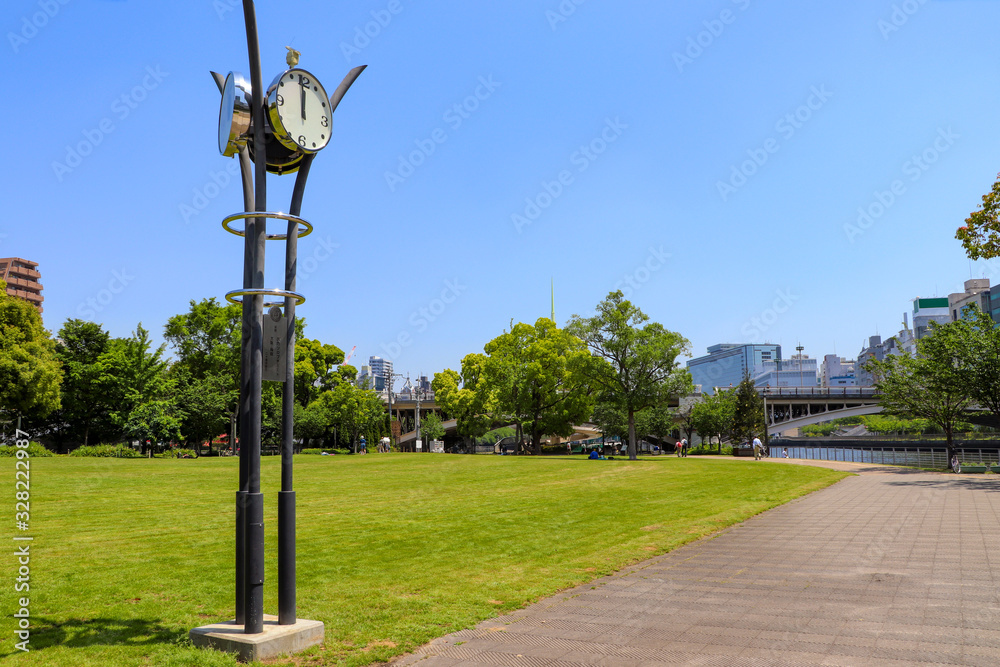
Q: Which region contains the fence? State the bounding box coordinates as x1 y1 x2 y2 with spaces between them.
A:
769 443 1000 469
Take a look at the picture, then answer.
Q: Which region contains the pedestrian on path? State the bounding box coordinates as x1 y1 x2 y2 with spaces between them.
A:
752 435 762 460
681 438 689 457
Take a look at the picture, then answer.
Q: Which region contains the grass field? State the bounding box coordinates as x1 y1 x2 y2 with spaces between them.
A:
0 453 848 666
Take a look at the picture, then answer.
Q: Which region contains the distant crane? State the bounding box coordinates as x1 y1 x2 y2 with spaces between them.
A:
341 345 357 366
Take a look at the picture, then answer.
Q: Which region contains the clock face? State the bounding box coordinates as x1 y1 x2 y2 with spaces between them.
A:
218 72 252 157
267 69 331 154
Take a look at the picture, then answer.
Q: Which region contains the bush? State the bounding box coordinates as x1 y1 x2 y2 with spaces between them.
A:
0 442 53 457
688 444 732 456
158 448 196 459
300 448 351 455
69 444 141 458
300 448 326 455
540 444 571 455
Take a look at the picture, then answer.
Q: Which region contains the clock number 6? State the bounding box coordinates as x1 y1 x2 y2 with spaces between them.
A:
298 135 306 147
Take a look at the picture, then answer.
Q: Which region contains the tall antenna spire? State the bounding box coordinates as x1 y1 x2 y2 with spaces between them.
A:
550 278 555 322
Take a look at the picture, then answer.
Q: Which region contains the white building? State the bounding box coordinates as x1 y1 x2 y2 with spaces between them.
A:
369 356 393 392
820 355 856 387
754 354 819 388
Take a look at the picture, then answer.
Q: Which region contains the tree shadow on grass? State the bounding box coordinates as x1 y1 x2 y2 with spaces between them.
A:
0 616 186 658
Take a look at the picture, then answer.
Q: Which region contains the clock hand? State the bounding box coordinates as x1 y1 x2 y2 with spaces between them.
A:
300 83 306 121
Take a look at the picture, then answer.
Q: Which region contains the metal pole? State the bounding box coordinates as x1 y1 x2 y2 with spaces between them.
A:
242 0 266 635
236 146 254 626
212 69 255 628
278 153 314 625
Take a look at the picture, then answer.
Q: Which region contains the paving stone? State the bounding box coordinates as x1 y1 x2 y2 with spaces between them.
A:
389 461 1000 666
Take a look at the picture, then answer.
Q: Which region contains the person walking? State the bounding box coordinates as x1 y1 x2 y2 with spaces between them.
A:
681 438 689 457
752 435 763 460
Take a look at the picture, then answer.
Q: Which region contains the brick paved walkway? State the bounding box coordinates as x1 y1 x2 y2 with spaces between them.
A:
390 461 1000 666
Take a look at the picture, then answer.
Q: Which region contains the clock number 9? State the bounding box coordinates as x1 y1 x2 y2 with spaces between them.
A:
276 94 284 106
320 116 329 128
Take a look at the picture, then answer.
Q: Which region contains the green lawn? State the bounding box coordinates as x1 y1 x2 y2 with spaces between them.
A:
0 454 847 666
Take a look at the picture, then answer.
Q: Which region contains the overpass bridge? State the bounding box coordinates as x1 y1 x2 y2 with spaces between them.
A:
759 386 882 436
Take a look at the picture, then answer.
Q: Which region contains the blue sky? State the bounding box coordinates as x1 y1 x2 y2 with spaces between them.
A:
5 0 1000 385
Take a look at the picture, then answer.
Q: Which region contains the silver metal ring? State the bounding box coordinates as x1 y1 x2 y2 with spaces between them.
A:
225 288 306 307
221 211 313 240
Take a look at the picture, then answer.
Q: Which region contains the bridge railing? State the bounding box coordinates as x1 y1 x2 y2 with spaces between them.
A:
758 387 880 398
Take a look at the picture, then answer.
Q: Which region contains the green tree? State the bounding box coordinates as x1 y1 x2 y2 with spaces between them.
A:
861 414 907 435
315 383 385 453
592 397 628 443
122 400 184 452
568 291 691 460
50 319 113 448
866 322 974 461
957 172 1000 259
294 338 345 407
99 323 175 451
800 423 838 437
164 299 241 448
674 397 698 447
730 370 764 447
433 361 492 452
421 412 446 442
0 280 62 423
640 404 676 446
293 401 328 448
953 306 1000 423
174 371 232 453
690 389 735 454
480 318 595 454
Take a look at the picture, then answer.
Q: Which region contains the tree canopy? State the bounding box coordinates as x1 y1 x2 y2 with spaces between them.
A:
568 291 691 460
480 318 595 454
865 320 974 460
0 281 62 421
957 172 1000 259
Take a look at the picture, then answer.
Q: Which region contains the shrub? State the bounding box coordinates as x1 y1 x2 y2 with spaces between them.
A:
688 444 733 456
0 442 53 457
159 448 196 459
300 449 327 455
300 448 351 455
69 444 141 458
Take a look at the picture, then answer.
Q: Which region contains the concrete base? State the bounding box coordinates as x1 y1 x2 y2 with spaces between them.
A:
189 614 324 662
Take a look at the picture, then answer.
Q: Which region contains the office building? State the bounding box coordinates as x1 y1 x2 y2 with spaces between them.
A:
0 257 44 313
687 343 781 395
754 353 819 388
949 279 990 322
369 356 393 392
856 335 904 386
820 355 856 387
912 297 949 339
